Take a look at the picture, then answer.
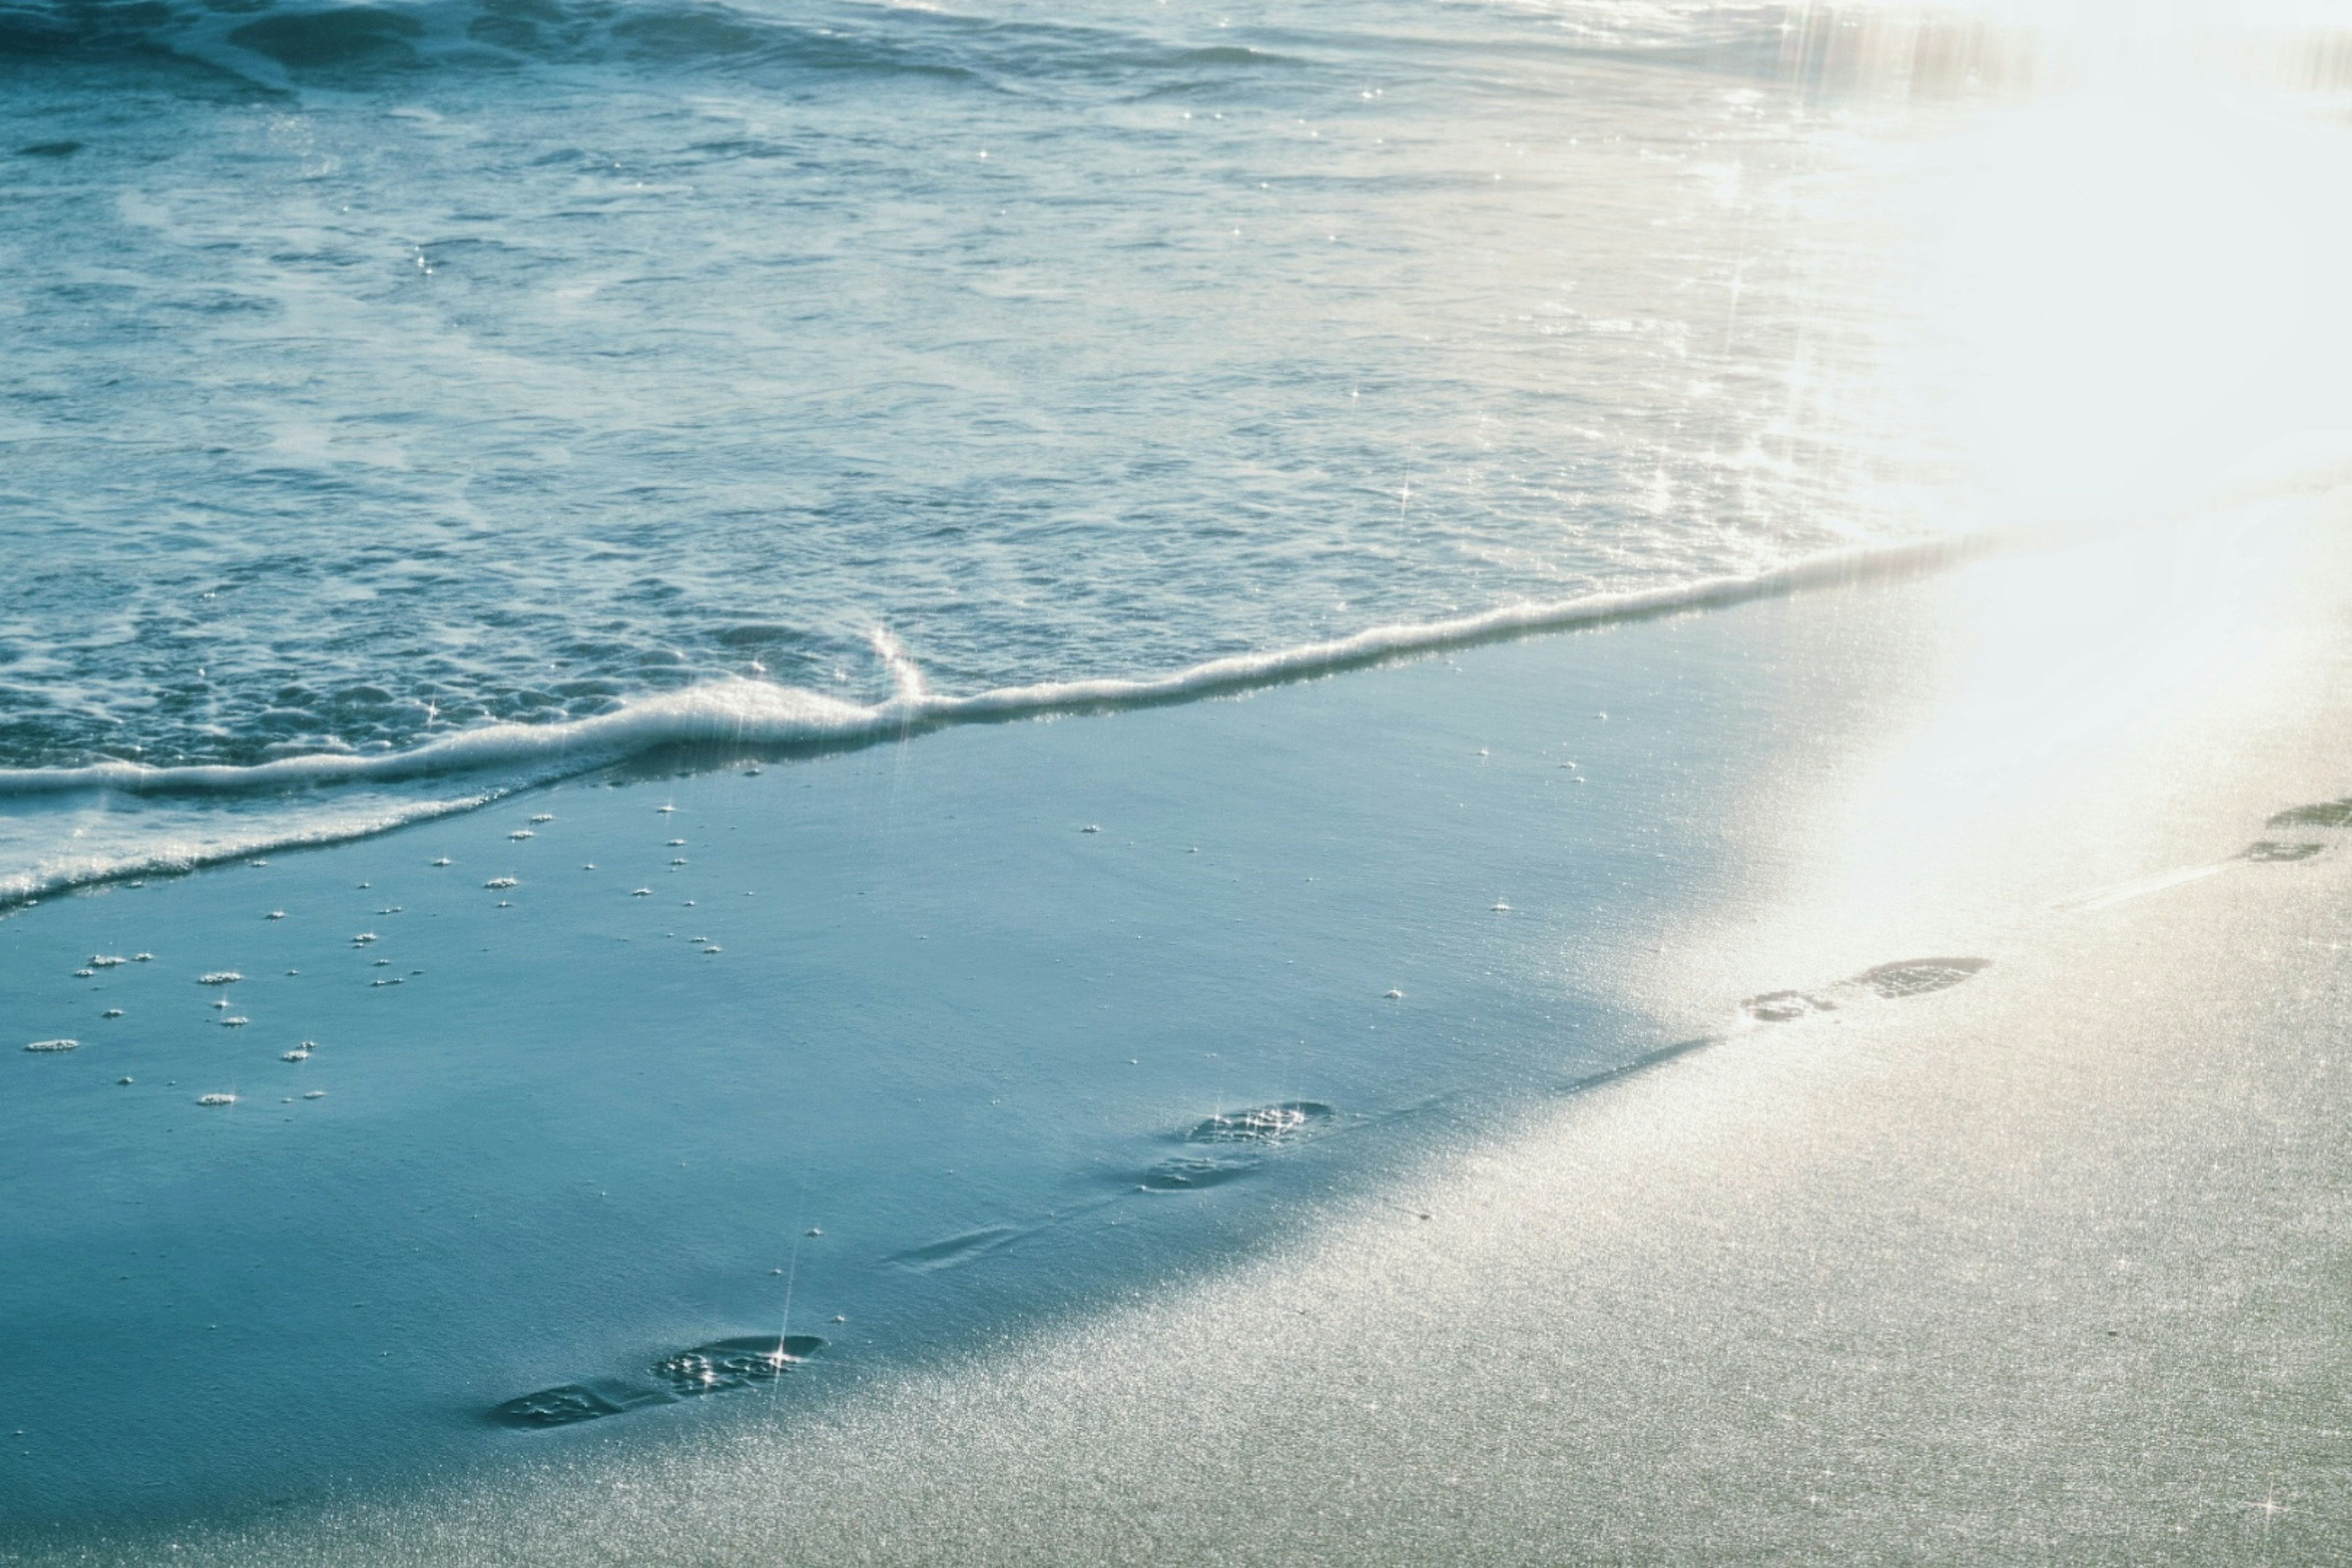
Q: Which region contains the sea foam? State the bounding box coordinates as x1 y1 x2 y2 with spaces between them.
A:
0 538 1976 908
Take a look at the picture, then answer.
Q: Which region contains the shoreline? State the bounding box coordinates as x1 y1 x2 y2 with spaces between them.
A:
8 499 2352 1561
0 530 2002 911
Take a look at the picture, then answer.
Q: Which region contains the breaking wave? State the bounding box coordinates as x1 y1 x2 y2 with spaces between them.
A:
0 535 1983 904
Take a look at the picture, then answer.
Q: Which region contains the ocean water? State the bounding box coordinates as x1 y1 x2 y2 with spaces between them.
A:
0 0 2010 900
7 0 2352 1552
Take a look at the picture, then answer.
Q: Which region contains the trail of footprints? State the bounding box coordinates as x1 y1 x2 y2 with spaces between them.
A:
28 784 2352 1433
1742 956 1992 1024
499 1099 1341 1430
1735 788 2352 1025
2242 791 2352 862
492 1335 831 1429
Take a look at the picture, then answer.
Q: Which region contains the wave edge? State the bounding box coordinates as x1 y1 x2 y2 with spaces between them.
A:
2 535 1983 804
0 535 1985 905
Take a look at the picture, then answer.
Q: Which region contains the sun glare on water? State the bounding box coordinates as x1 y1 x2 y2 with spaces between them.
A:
1645 0 2352 995
1891 4 2352 524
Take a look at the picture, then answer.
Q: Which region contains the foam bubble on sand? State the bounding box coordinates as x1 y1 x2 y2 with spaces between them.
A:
198 971 242 986
23 1039 79 1053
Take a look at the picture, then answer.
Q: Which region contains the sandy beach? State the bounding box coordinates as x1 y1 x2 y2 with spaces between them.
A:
7 492 2349 1562
14 2 2352 1559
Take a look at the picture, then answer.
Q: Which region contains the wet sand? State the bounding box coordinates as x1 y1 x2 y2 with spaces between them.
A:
11 496 2352 1562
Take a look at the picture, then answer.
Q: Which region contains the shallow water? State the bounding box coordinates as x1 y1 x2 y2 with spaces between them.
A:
7 0 2352 1550
7 0 2346 901
0 0 1991 895
0 614 1780 1534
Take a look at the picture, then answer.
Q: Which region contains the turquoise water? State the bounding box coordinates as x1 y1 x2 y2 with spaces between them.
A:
0 616 1798 1541
7 0 2351 1550
0 3 1959 1536
0 0 1937 879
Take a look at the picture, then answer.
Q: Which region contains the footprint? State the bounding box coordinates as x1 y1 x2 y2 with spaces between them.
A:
652 1335 825 1397
1134 1102 1338 1191
2266 797 2352 830
1741 990 1835 1024
492 1335 826 1428
488 1381 672 1430
2243 840 2324 863
1853 957 1989 999
1186 1101 1333 1144
1743 959 1990 1023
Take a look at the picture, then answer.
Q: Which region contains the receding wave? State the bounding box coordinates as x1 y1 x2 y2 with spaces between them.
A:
0 535 1983 905
4 0 2012 97
0 0 1324 89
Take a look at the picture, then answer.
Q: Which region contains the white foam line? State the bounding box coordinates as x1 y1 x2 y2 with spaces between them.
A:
0 682 882 798
929 535 1979 719
0 534 1986 807
0 793 502 908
